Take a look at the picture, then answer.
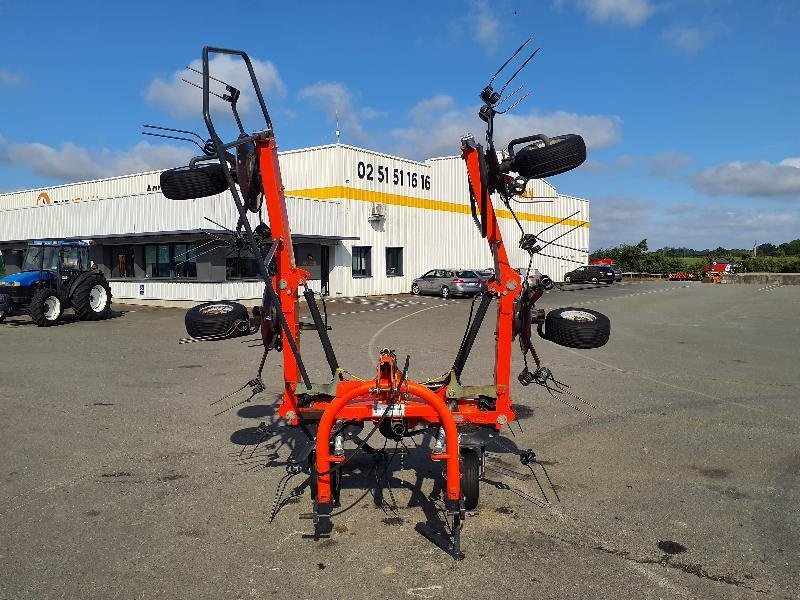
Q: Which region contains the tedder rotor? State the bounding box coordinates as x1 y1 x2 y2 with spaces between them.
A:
161 42 610 559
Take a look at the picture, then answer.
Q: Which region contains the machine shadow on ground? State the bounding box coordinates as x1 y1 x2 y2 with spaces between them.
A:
225 402 554 553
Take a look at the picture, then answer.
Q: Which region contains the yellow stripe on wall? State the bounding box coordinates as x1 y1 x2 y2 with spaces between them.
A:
285 185 589 228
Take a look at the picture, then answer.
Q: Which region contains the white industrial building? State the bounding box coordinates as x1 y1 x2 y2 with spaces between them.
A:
0 143 589 301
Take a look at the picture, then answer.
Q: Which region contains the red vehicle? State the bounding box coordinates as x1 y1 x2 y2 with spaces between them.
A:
703 259 737 274
667 272 695 281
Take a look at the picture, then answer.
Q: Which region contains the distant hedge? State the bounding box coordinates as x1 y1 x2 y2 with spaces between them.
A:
740 256 800 273
592 240 800 274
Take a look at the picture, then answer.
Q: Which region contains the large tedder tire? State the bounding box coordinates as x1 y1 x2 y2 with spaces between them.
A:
184 301 249 339
72 274 112 321
29 288 63 327
511 134 586 179
461 449 480 511
160 163 230 200
540 307 610 349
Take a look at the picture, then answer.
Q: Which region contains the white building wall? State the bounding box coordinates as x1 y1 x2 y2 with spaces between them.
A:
0 144 589 299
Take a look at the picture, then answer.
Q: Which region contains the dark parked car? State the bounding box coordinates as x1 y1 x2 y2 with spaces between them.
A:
609 264 622 282
411 269 485 298
563 265 615 284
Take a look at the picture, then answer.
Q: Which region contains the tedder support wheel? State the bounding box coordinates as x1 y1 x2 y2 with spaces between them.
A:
461 449 480 510
160 163 229 200
184 301 250 339
564 275 571 284
540 307 610 349
72 274 112 321
29 288 63 327
511 134 586 179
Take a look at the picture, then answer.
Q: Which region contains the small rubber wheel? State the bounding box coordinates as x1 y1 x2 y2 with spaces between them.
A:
185 301 249 339
411 283 420 295
564 275 571 284
461 449 480 510
160 163 230 200
441 286 450 299
591 277 598 283
511 134 586 179
72 274 112 320
540 307 610 349
0 310 6 323
29 288 63 327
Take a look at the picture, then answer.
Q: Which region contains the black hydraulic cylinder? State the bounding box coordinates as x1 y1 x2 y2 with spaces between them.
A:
452 292 493 381
303 289 339 377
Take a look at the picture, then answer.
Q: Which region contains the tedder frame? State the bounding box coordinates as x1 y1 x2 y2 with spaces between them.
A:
160 42 608 559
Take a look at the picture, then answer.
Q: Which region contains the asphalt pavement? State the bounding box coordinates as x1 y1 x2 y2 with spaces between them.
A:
1 281 798 599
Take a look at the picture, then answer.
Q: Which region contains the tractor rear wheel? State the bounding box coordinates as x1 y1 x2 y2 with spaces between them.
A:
72 275 112 321
461 448 480 510
30 288 63 326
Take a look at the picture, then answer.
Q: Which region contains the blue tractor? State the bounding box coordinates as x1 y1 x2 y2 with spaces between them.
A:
0 240 112 326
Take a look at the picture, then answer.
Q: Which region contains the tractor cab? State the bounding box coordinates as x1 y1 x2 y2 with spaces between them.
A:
19 241 89 282
0 240 111 326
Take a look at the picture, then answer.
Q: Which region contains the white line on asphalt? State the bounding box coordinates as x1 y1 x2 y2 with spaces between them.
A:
366 303 450 361
561 348 800 424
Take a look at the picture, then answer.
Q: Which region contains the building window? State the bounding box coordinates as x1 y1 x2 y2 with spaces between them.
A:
174 243 197 278
386 247 403 276
111 246 136 278
352 246 371 278
145 244 171 278
226 247 260 279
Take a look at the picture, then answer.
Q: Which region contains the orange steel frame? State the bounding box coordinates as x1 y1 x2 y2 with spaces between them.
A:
255 135 522 509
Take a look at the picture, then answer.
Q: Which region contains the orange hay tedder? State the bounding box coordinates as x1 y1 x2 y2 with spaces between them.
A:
159 43 610 559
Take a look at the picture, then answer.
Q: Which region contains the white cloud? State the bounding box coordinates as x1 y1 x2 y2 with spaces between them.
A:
655 205 800 249
470 1 501 52
391 95 622 159
590 195 652 249
590 195 800 250
644 152 693 176
0 136 194 182
0 68 24 87
578 0 655 27
145 54 285 121
298 82 372 145
663 26 713 54
692 159 800 198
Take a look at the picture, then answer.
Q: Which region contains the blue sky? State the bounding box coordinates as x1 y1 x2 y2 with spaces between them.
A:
1 0 798 250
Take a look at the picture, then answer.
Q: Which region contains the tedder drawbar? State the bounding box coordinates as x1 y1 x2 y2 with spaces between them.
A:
159 42 610 559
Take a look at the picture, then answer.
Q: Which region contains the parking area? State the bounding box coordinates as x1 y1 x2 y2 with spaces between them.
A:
1 281 798 599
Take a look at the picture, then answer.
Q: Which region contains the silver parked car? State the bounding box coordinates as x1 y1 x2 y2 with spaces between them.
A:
411 269 485 298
